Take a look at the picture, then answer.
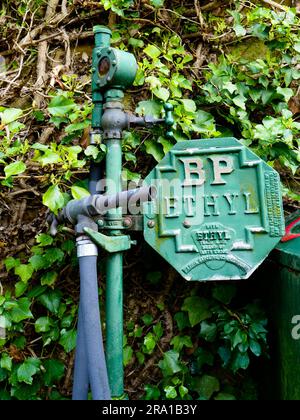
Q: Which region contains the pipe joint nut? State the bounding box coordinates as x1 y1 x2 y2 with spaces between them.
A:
77 239 98 257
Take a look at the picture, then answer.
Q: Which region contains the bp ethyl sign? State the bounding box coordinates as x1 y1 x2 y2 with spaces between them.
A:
143 137 285 281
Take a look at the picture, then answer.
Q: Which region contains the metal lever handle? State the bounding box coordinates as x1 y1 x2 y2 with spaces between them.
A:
164 103 174 139
128 103 174 138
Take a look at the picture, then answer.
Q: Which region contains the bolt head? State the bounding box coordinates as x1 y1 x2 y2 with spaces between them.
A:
123 218 132 228
147 220 155 228
183 220 191 228
97 219 105 228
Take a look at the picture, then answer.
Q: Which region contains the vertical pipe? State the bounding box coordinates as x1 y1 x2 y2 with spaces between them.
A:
105 138 124 397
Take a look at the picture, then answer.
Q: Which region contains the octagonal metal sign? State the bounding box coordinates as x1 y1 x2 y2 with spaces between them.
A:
143 137 285 281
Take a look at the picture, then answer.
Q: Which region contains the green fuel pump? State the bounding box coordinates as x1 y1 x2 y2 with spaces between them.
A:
52 25 285 401
51 25 175 400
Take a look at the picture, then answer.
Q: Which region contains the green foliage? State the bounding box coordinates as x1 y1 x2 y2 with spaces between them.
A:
1 0 298 401
0 231 77 398
124 284 268 400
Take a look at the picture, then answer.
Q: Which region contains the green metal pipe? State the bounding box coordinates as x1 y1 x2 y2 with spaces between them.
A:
105 138 124 397
106 252 123 396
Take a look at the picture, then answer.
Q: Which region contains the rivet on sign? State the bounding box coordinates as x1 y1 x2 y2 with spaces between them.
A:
183 220 191 228
147 220 155 228
123 218 132 228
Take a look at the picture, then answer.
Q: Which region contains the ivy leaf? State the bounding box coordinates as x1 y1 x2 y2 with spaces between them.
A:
123 345 134 367
182 296 211 327
276 87 294 102
41 271 58 287
233 24 246 37
158 137 173 154
153 322 163 339
38 290 62 315
142 314 153 326
293 42 300 53
42 184 65 214
223 81 237 94
195 348 214 371
35 150 61 166
36 233 53 247
232 352 250 372
84 145 100 160
48 96 75 117
136 100 162 118
158 350 182 376
43 359 65 386
181 99 196 113
43 248 64 266
10 298 33 323
4 257 20 272
145 139 164 162
199 321 217 342
144 333 157 353
192 110 216 135
0 366 8 382
153 87 170 102
0 354 12 371
249 339 261 357
35 316 54 333
17 358 41 385
128 38 144 48
164 385 177 399
14 264 34 284
144 45 161 59
144 384 161 400
174 312 190 330
197 375 220 400
59 329 77 352
150 0 164 7
65 120 90 133
179 385 188 398
0 108 23 125
4 161 26 178
170 335 193 352
29 255 47 271
71 186 90 200
214 392 236 400
11 382 40 400
15 281 28 298
232 95 246 110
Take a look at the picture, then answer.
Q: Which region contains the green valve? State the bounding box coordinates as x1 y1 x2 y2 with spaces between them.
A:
92 27 137 93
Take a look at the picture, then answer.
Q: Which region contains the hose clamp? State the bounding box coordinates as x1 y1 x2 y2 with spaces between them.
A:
76 237 98 257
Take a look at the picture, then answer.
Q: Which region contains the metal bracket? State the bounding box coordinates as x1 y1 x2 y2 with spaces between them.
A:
84 227 133 253
96 215 143 231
